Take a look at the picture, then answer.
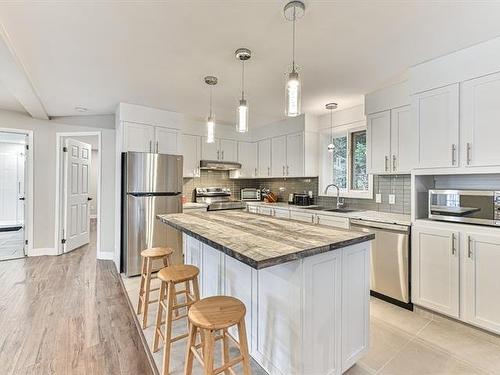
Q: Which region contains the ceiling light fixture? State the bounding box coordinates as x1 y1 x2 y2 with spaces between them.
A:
75 106 87 112
326 102 338 153
284 0 305 117
204 76 218 143
235 48 251 133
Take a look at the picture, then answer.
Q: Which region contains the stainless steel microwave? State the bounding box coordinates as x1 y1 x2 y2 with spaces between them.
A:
429 189 500 226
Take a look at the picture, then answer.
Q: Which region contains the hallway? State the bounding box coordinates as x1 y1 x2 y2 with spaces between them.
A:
0 226 153 375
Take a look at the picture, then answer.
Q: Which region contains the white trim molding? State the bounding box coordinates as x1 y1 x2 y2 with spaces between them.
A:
27 247 57 257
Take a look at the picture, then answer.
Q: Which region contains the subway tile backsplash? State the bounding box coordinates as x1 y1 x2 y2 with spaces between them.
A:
183 172 411 215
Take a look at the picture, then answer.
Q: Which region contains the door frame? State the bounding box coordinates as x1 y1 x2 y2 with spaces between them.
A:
54 131 102 258
0 127 33 257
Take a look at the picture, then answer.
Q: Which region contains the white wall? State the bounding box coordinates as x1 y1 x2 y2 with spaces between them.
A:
0 109 115 255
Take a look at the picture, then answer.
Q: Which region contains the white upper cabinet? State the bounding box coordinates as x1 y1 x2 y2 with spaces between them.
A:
413 83 459 169
237 141 258 178
219 139 237 162
463 232 500 334
201 137 220 160
412 225 460 318
180 134 201 178
390 105 416 173
271 136 287 177
461 72 500 167
286 133 304 177
367 110 391 174
201 138 237 162
123 122 155 152
258 139 271 177
154 127 178 154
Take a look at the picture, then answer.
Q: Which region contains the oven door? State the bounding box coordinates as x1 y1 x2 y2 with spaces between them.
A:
429 190 495 225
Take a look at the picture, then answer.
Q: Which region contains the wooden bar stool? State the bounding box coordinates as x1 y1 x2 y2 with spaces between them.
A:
137 247 173 329
185 296 251 375
153 264 200 375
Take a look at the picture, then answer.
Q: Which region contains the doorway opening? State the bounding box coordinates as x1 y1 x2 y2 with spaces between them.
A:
0 131 29 260
55 132 101 257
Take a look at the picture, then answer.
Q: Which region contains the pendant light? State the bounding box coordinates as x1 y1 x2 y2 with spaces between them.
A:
284 0 305 117
326 102 338 153
235 48 251 133
204 76 218 143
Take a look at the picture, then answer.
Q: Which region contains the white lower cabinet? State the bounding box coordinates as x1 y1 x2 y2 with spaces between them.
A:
247 205 258 214
463 232 500 334
290 211 314 223
315 214 349 229
200 243 224 298
412 225 460 318
273 207 290 219
413 223 500 334
258 206 273 216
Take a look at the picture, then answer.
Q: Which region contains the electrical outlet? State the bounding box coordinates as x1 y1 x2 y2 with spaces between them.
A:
389 194 396 205
375 193 382 203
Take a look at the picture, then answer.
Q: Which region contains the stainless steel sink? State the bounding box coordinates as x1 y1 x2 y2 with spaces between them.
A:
321 208 360 213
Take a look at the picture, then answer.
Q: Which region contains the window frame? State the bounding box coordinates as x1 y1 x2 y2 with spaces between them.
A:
319 122 373 199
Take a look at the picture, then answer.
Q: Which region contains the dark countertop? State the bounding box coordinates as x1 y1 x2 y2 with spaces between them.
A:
158 211 374 269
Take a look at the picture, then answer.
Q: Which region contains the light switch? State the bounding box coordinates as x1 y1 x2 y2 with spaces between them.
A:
375 193 382 203
389 194 396 205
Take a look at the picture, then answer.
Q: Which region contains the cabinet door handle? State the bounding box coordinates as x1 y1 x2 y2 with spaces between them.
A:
221 150 224 160
311 215 314 223
467 235 473 258
149 140 152 153
466 142 471 165
451 144 456 165
156 141 159 153
286 166 289 175
217 150 220 160
282 165 285 176
392 155 396 172
451 233 456 255
254 167 257 177
384 156 389 172
267 166 270 176
317 216 320 224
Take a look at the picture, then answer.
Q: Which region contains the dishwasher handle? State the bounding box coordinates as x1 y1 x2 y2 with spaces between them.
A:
350 218 410 234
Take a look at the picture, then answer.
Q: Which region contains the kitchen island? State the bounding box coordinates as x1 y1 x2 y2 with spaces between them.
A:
158 211 374 375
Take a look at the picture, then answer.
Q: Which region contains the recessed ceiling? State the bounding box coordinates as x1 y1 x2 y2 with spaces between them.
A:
0 1 500 127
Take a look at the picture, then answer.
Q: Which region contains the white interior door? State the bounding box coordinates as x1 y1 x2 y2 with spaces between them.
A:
63 139 91 252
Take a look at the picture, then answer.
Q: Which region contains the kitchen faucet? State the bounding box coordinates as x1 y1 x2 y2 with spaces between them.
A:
324 183 345 209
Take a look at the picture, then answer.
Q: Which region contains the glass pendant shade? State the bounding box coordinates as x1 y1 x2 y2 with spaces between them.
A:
206 116 215 143
237 99 249 133
286 71 301 117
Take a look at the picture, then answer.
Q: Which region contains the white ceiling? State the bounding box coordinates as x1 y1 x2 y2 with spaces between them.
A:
0 1 500 127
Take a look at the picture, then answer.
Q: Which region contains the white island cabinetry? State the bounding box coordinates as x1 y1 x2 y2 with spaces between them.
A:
182 234 371 375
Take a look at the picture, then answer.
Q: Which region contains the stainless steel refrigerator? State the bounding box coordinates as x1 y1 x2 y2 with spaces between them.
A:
121 152 183 277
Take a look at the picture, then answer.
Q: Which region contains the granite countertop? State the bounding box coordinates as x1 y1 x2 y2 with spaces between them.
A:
158 211 374 269
246 202 411 226
183 202 209 209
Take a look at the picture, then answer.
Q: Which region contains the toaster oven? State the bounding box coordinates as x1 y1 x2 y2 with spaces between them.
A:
240 188 261 201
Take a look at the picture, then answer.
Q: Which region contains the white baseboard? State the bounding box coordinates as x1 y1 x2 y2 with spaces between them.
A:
97 251 114 261
28 247 57 257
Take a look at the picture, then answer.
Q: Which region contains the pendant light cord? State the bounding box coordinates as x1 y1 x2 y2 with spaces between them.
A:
292 6 296 72
209 85 213 118
330 108 333 143
241 60 245 100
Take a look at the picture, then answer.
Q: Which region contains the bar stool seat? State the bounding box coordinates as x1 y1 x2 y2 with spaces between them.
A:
185 296 251 375
158 264 199 284
137 247 174 329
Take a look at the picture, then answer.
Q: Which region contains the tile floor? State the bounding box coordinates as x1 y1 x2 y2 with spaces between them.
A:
0 229 24 260
122 275 500 375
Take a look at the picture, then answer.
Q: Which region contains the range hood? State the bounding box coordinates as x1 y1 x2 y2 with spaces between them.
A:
200 160 242 171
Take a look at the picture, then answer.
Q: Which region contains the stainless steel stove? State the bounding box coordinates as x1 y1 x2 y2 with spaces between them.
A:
195 187 246 211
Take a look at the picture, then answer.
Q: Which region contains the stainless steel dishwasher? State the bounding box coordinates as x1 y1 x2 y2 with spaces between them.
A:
350 219 412 309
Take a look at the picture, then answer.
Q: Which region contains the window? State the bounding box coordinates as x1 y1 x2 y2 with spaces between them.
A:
320 126 372 199
350 131 368 191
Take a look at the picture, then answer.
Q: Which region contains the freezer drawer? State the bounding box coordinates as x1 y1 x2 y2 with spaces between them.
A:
124 194 182 276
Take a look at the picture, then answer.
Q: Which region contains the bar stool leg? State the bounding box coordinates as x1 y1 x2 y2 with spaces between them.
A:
203 329 215 375
152 280 166 352
184 323 197 375
222 328 230 375
137 256 146 314
142 258 152 329
238 320 251 375
161 281 175 375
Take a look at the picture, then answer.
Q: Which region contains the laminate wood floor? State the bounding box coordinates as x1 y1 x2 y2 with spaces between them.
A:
0 226 153 375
